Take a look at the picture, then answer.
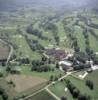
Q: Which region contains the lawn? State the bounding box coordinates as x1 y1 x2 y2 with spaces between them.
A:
74 26 86 51
20 66 63 80
66 70 98 100
28 90 56 100
10 34 41 60
56 21 66 38
49 81 73 100
88 30 98 52
85 70 98 100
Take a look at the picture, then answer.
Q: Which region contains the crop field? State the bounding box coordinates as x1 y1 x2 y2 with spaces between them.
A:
5 75 47 93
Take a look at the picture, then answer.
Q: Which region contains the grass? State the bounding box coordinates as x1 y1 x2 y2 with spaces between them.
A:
0 40 10 60
20 66 63 80
85 70 98 100
66 70 98 100
28 90 56 100
72 71 86 78
10 34 41 60
27 34 51 47
0 79 16 100
49 81 73 100
88 31 98 52
74 26 86 51
56 21 66 38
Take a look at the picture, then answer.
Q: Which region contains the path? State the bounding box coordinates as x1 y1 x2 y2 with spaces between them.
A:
6 44 13 64
45 87 60 100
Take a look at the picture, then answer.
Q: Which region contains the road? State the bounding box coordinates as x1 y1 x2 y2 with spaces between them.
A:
21 72 72 100
0 38 14 65
6 44 14 65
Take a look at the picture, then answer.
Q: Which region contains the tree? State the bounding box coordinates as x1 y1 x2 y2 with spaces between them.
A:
2 92 8 100
0 72 3 77
54 76 58 81
61 96 67 100
42 56 47 62
72 88 80 98
50 75 54 81
78 94 91 100
56 62 59 69
86 80 94 90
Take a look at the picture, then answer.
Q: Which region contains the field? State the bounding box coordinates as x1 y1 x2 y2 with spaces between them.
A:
0 7 98 100
0 40 10 60
5 75 47 93
10 34 42 60
65 70 98 100
74 26 86 51
85 70 98 100
0 79 16 100
49 70 98 100
20 66 63 79
27 90 56 100
49 81 73 100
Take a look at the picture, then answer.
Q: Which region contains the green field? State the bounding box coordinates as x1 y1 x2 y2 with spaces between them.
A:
85 70 98 100
20 66 63 79
49 81 73 100
0 40 10 60
74 26 86 51
88 31 98 52
28 90 56 100
66 70 98 100
10 34 41 60
0 79 17 100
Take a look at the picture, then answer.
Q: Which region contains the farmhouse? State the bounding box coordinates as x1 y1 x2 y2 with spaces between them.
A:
45 48 66 60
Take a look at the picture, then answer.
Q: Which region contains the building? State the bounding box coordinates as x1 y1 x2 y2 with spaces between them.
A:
59 60 73 71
